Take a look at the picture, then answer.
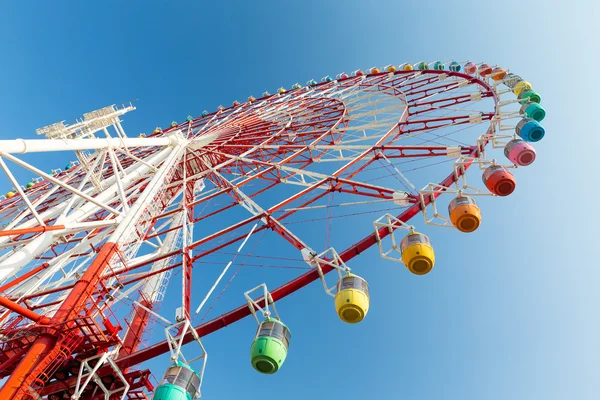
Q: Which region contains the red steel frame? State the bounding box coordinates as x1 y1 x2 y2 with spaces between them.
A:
0 69 497 399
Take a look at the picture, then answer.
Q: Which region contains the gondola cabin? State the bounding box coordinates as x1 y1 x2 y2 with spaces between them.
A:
334 274 370 324
504 139 536 166
512 80 532 96
449 61 461 72
448 195 481 233
464 62 477 75
400 232 435 275
250 318 291 374
491 67 507 81
478 63 492 77
482 165 516 196
518 89 541 105
503 73 522 88
520 102 545 122
153 362 201 400
516 118 545 142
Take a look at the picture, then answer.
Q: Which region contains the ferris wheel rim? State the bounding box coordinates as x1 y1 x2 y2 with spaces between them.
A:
110 69 499 371
1 66 505 398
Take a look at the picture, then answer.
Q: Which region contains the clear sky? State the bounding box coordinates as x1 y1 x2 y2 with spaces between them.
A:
0 1 599 399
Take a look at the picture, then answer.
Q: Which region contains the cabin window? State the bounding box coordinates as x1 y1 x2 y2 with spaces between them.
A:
401 233 429 249
337 276 370 298
186 373 201 398
257 321 291 349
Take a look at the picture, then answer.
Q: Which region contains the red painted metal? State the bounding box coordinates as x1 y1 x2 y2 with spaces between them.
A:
0 297 49 323
0 242 119 399
1 68 500 398
109 70 498 371
119 296 153 357
0 225 65 237
115 137 486 371
0 263 49 294
182 180 195 319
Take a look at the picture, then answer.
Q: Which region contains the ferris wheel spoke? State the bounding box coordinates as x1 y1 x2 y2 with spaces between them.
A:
390 74 440 94
176 169 312 261
212 153 410 204
395 113 495 137
335 89 395 112
209 118 408 188
408 92 492 116
189 214 265 260
404 80 467 101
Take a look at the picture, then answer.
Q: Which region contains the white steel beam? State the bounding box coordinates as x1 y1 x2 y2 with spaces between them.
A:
0 147 176 281
0 136 175 154
0 158 46 226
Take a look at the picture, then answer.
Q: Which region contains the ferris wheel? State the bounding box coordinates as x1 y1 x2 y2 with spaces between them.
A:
0 59 545 400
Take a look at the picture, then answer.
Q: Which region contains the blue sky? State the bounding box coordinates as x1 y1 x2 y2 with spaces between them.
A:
0 1 599 399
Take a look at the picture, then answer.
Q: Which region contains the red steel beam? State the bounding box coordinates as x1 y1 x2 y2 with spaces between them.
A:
29 69 495 397
0 225 65 237
119 297 153 357
0 297 49 324
113 70 497 371
0 242 119 400
0 263 49 294
115 138 486 371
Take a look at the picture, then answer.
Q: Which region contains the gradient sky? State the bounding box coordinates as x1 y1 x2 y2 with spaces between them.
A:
0 1 598 399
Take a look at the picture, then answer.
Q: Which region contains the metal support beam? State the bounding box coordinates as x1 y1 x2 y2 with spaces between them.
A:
0 136 174 154
0 296 49 323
